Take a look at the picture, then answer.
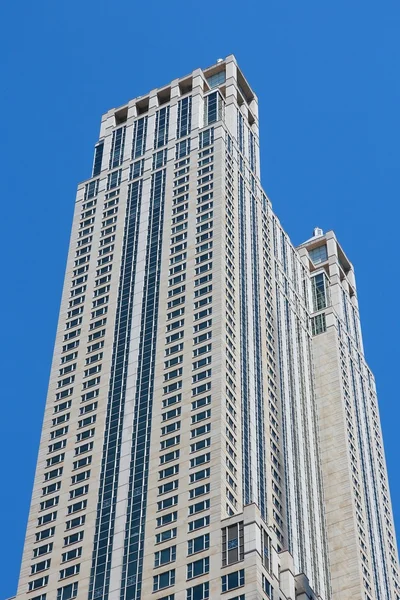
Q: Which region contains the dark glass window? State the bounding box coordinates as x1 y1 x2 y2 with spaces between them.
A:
92 142 104 177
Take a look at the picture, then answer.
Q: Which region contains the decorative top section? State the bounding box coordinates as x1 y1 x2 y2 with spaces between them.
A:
313 227 324 238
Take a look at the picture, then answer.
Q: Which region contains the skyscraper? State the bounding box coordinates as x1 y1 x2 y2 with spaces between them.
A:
12 55 398 600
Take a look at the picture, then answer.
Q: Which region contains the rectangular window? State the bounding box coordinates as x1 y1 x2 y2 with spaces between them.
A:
35 527 55 542
84 179 99 200
158 480 179 495
187 557 209 579
129 159 144 179
156 527 177 544
221 569 245 593
186 582 209 600
109 126 126 169
311 272 328 312
188 533 210 555
154 545 177 567
155 106 170 148
176 138 191 159
33 543 53 558
28 576 49 591
92 142 104 176
157 495 178 511
107 169 122 190
204 92 222 126
63 531 84 546
61 547 82 563
56 582 78 600
311 312 326 335
189 483 210 500
309 244 328 265
59 563 80 579
199 128 214 149
132 116 148 158
222 522 244 566
188 515 210 532
153 569 175 591
188 499 210 515
177 96 192 138
156 511 178 527
31 559 51 574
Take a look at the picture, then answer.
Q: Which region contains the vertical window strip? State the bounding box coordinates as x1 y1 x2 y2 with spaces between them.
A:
120 169 166 600
249 132 256 173
88 181 143 600
238 175 251 505
92 142 104 177
250 194 266 518
132 117 148 158
154 107 170 149
110 127 126 169
177 96 192 139
237 112 244 154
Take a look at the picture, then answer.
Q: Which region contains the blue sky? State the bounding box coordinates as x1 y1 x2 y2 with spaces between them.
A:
1 1 399 596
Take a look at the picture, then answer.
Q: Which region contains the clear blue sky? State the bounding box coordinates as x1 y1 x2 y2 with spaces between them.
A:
1 1 399 597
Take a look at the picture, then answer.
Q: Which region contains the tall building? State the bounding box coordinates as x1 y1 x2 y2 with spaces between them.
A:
12 55 398 600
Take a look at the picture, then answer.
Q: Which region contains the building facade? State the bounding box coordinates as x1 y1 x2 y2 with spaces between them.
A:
13 56 398 600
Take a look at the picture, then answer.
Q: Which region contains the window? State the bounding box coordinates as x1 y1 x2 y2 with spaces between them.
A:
35 527 55 542
57 582 78 600
31 559 51 574
176 138 191 159
221 569 245 592
107 169 122 190
28 576 49 591
187 557 209 579
132 116 148 158
59 563 80 579
190 453 210 468
157 495 178 511
159 465 179 480
156 511 178 527
311 272 328 312
189 468 210 483
156 527 177 544
154 545 176 567
69 485 89 499
61 547 82 563
129 159 144 179
222 522 244 566
92 142 104 176
85 179 99 200
311 313 326 335
188 499 210 515
109 126 126 168
177 96 192 138
153 569 175 591
199 128 214 149
186 582 209 600
262 574 273 598
206 71 226 88
38 511 57 526
204 92 223 125
188 515 210 532
33 543 53 558
155 106 170 148
67 500 87 515
190 438 211 453
188 533 210 555
189 483 210 500
63 531 84 546
309 244 327 265
65 515 85 530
